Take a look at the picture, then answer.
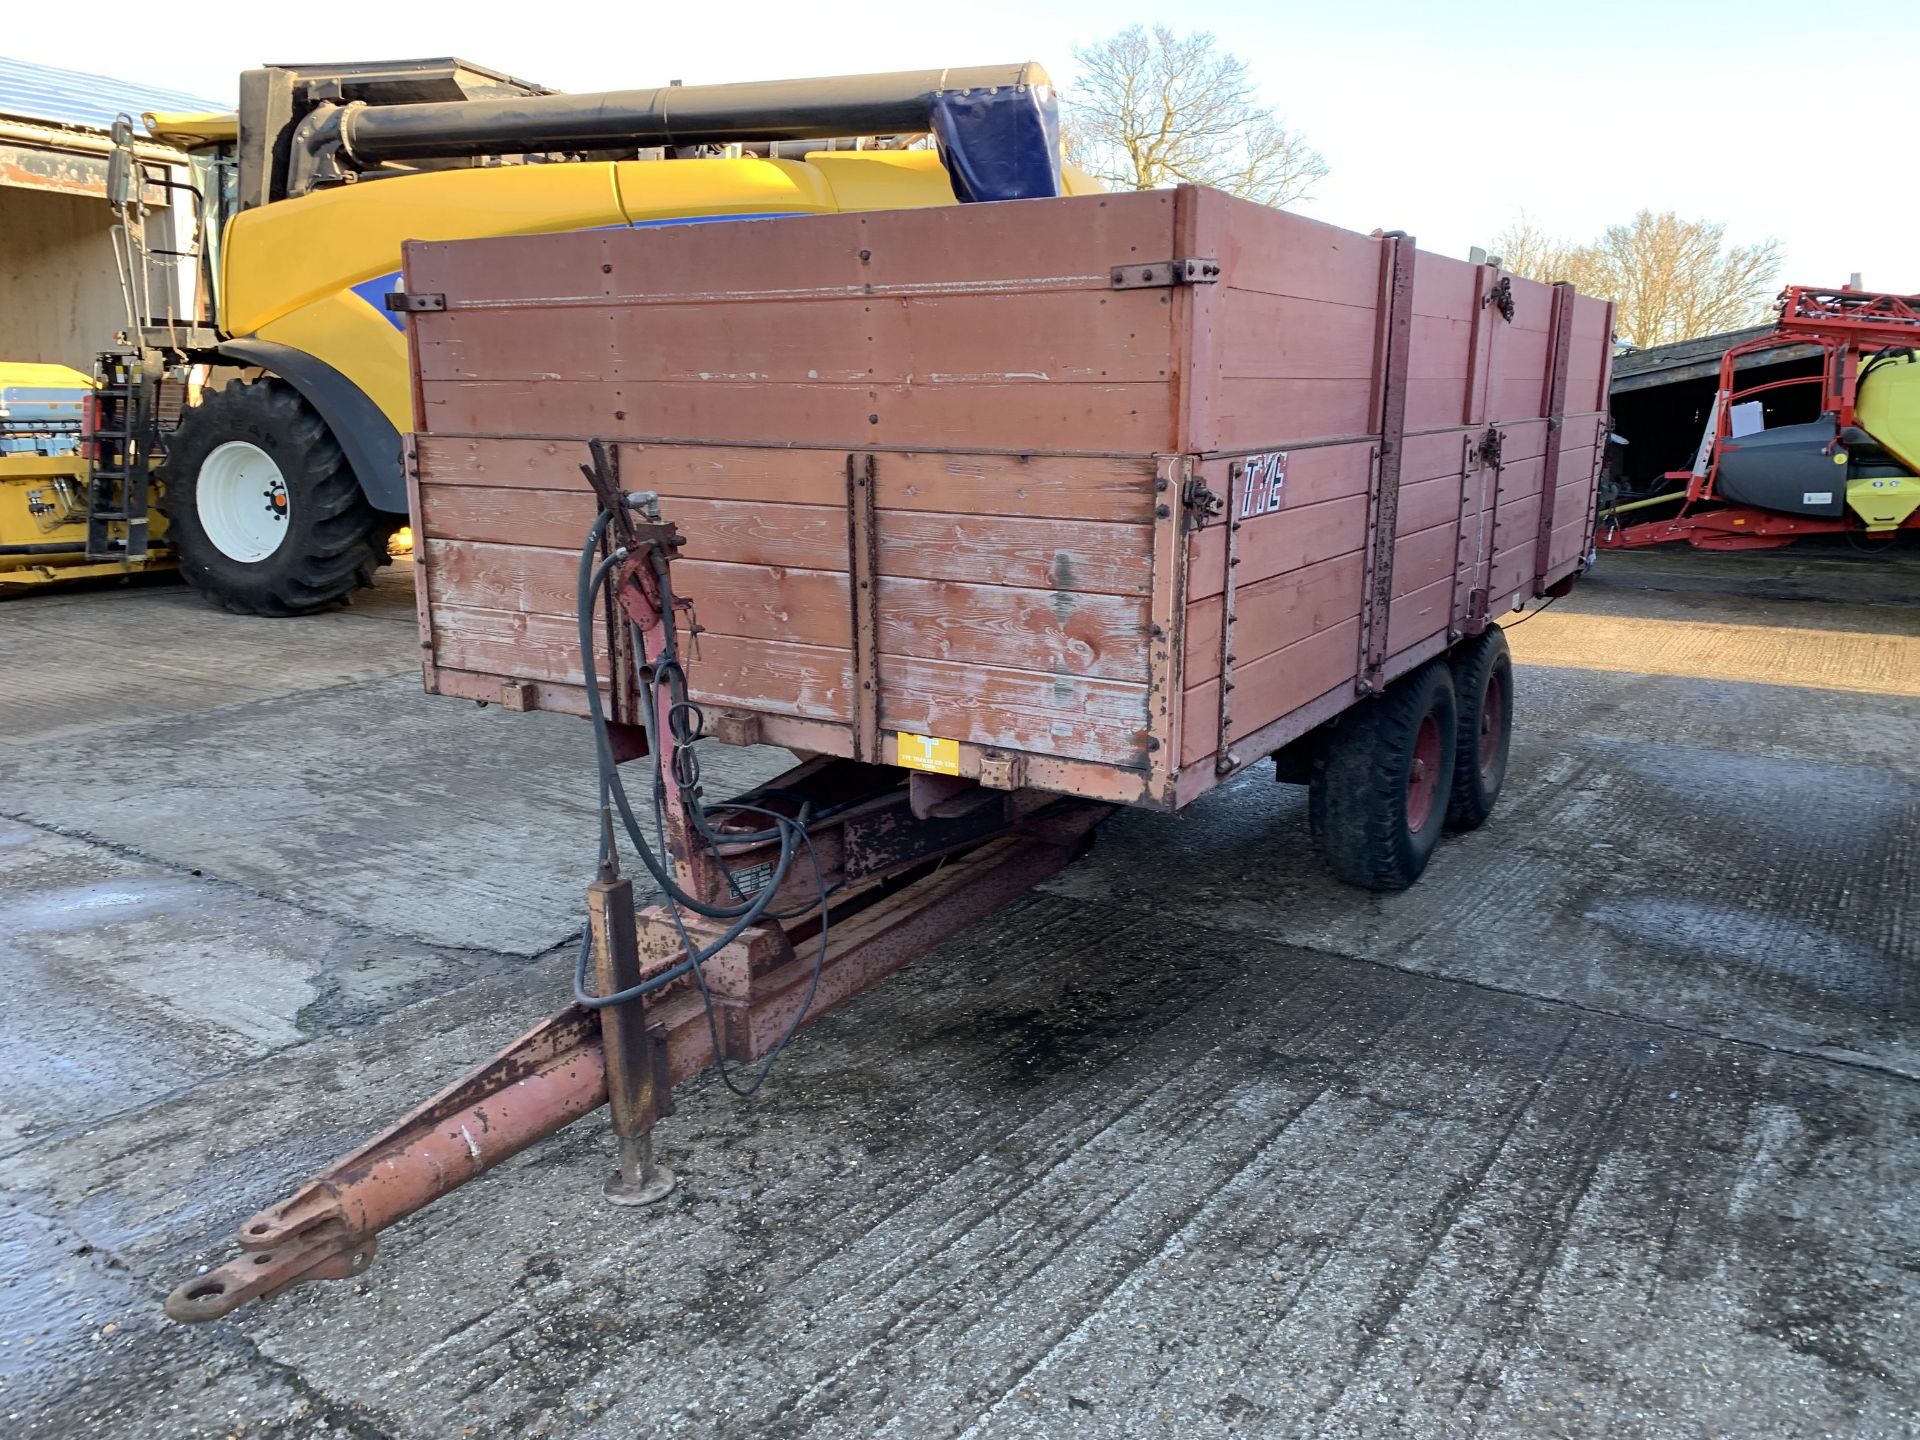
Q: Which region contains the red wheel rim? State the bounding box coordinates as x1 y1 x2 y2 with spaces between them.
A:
1407 712 1441 831
1478 668 1506 776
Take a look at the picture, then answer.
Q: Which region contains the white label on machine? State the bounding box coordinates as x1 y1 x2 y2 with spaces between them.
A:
1803 492 1833 505
1239 451 1288 518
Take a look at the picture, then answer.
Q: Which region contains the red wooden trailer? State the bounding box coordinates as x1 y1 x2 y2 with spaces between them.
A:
165 187 1612 1320
402 186 1609 821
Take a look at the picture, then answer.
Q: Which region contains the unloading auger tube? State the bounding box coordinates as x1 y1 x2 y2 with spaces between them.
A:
162 440 1112 1323
287 62 1053 194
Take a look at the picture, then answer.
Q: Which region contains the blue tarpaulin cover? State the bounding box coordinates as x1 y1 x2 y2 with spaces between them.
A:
930 81 1062 203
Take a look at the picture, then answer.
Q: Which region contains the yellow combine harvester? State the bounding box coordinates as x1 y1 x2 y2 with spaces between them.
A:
12 58 1074 611
0 361 173 587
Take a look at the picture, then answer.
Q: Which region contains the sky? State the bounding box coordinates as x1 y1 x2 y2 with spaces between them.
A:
9 0 1917 291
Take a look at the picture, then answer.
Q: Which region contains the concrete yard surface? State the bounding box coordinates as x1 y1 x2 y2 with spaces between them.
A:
1 546 1917 1439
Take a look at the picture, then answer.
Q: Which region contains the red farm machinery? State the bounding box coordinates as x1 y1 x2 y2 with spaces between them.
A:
1598 286 1920 551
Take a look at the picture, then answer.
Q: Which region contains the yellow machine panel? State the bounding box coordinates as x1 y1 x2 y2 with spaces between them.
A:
221 161 634 336
223 151 984 433
1858 351 1920 474
0 453 173 588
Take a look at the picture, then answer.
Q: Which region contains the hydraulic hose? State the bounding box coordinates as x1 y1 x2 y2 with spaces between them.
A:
570 508 820 1017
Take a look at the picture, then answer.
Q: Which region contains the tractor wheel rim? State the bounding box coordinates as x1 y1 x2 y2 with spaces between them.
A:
1479 669 1506 775
1407 712 1442 831
197 441 290 563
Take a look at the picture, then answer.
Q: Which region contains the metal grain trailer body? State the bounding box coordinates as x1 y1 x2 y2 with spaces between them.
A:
167 186 1612 1320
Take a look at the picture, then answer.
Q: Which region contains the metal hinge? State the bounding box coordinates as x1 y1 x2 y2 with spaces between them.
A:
384 291 446 313
1483 275 1515 323
1111 257 1222 290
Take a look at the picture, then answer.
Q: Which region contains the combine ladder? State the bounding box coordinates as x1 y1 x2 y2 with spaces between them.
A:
84 349 159 562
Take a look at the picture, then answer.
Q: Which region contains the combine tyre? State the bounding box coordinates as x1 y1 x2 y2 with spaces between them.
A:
160 379 390 616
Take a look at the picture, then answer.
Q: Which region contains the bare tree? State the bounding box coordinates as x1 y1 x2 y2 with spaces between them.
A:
1064 26 1328 208
1489 215 1581 286
1492 210 1782 347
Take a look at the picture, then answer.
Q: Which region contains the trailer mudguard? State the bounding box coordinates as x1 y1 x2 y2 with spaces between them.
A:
212 338 405 513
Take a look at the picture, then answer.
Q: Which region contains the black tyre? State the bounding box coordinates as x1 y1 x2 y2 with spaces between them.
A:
1309 662 1459 891
160 378 389 616
1446 626 1514 831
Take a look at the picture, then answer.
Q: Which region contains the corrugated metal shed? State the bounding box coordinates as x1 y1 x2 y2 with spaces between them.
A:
1611 325 1819 394
0 54 227 134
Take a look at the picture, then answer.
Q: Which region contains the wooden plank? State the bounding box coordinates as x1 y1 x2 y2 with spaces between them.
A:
1386 574 1454 655
1400 427 1478 483
417 484 597 548
838 190 1175 294
1402 252 1481 434
1202 376 1376 454
1180 617 1362 766
414 436 853 507
418 377 1174 454
1489 325 1554 420
873 451 1156 523
403 192 1175 311
1486 540 1537 606
1547 511 1589 571
418 291 1179 387
1494 493 1542 556
416 307 621 384
877 655 1149 767
1184 550 1363 676
1215 291 1380 380
1390 521 1459 602
877 512 1152 595
1396 472 1465 539
1188 493 1368 602
876 574 1149 681
416 437 1163 523
419 485 850 570
430 603 609 688
1403 312 1475 432
901 292 1175 384
414 435 598 493
687 632 853 722
681 560 848 649
403 225 621 313
1208 191 1383 308
421 538 579 617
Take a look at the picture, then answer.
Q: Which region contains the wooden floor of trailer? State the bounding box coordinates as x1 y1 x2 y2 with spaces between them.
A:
1 545 1918 1438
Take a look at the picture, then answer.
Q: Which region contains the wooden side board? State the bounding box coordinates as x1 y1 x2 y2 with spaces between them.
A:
413 436 1159 781
403 184 1612 813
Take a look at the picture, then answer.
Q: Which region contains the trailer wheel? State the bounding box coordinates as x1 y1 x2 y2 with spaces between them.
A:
1446 627 1514 831
160 378 389 617
1309 662 1459 891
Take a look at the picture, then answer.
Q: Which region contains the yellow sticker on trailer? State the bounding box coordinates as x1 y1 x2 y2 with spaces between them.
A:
894 732 960 776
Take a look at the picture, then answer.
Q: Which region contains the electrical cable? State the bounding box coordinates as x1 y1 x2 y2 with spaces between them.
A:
1499 593 1560 631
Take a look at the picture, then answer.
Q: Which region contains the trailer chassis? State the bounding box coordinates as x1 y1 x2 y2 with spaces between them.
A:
164 446 1112 1322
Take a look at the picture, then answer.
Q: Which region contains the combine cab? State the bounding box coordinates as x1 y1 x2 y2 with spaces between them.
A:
1598 287 1920 549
